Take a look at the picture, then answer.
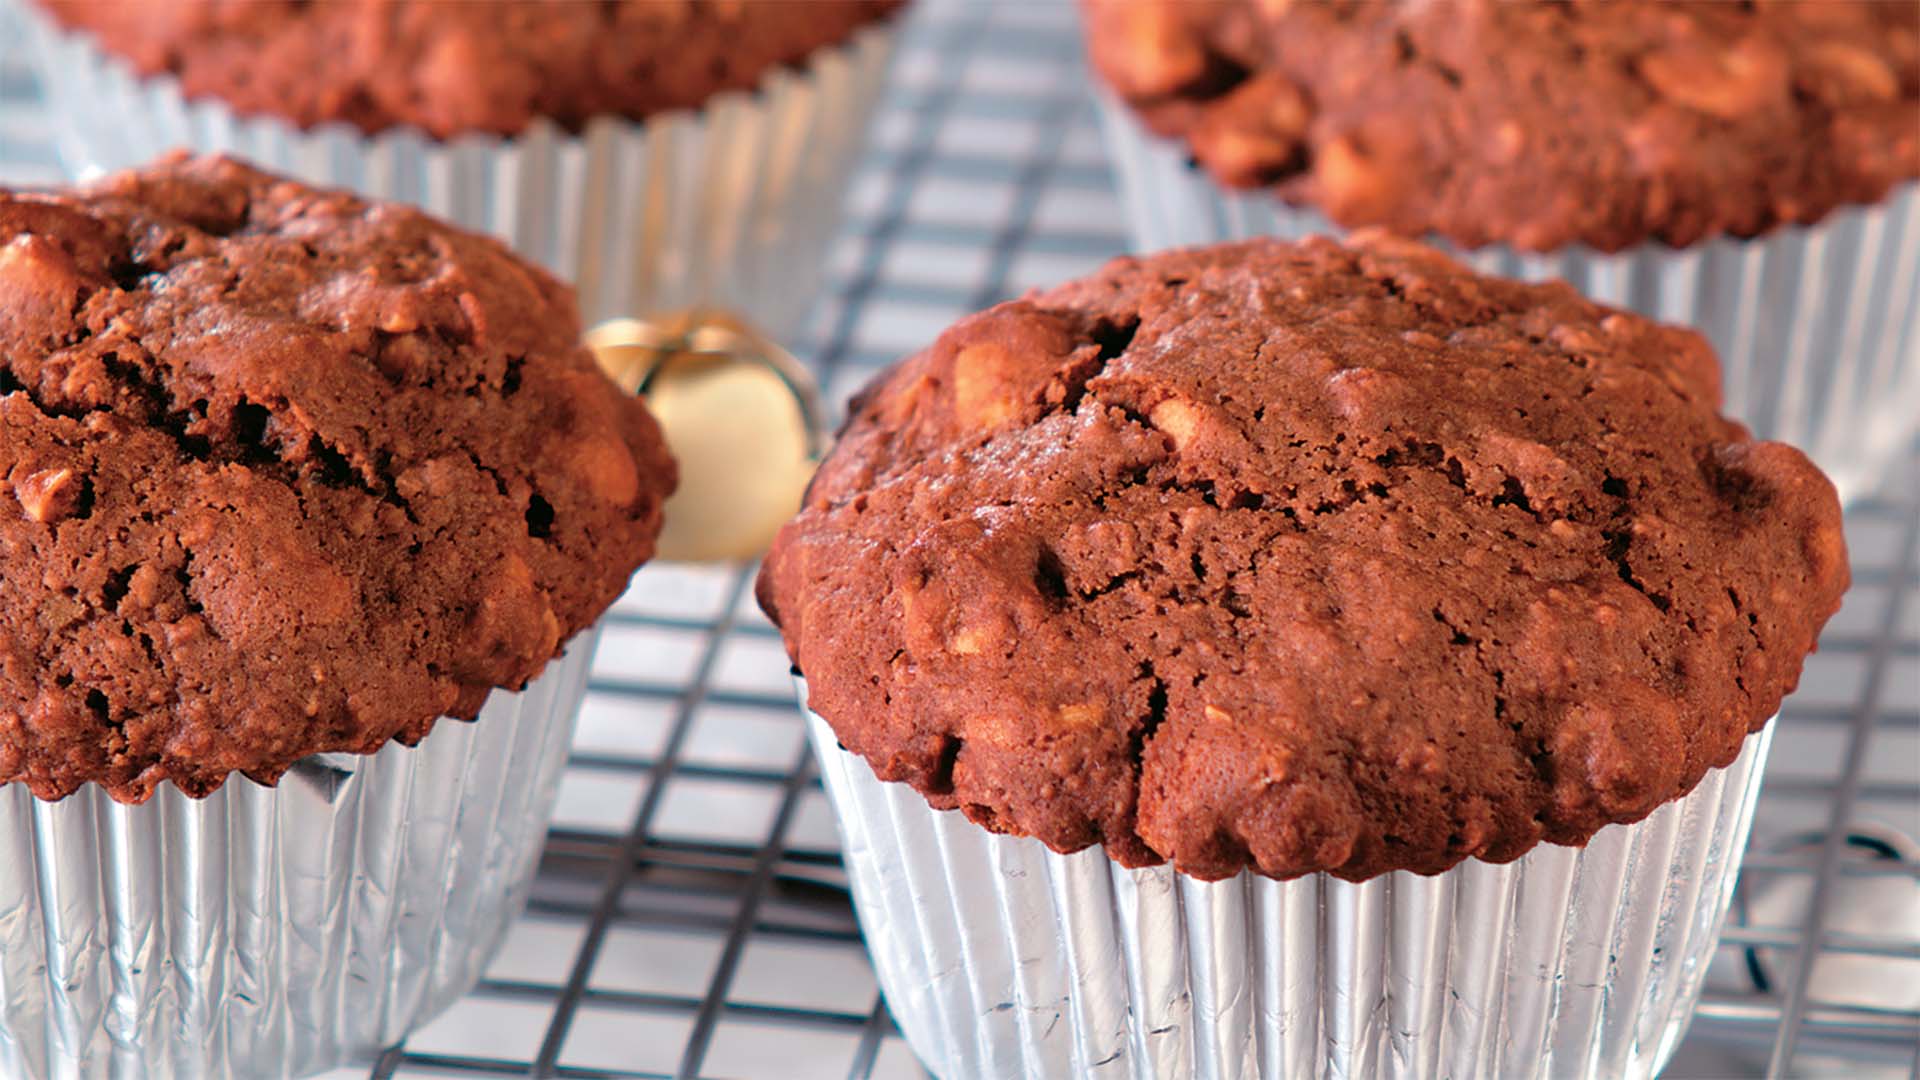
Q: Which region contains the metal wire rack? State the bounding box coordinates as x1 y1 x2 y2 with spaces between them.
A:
3 2 1916 1078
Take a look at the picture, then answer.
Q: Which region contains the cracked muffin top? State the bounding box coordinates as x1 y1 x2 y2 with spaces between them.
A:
1084 0 1920 252
0 154 675 803
758 234 1847 882
36 0 904 139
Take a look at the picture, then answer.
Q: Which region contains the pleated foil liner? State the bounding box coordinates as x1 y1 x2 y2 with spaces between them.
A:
0 628 599 1080
1096 99 1920 506
23 12 898 340
807 702 1775 1080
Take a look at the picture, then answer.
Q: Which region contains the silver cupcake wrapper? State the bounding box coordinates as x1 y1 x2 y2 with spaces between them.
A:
0 627 599 1080
806 697 1774 1080
23 11 898 339
1097 98 1920 505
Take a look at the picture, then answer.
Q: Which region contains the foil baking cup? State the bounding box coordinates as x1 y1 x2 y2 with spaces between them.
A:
806 697 1774 1080
23 11 897 340
1097 99 1920 506
0 628 599 1080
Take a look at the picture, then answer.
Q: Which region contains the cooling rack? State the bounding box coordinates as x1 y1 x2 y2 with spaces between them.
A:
2 3 1914 1077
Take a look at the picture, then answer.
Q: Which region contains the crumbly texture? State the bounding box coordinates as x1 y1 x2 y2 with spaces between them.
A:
1085 0 1920 252
38 0 905 139
760 235 1847 882
0 154 675 803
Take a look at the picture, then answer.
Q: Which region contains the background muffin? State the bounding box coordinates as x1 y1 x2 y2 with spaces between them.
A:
37 0 901 138
25 0 907 334
0 153 672 1076
1086 0 1917 251
763 234 1847 1077
1084 0 1920 504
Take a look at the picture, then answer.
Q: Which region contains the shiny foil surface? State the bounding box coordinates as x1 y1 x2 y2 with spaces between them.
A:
25 12 898 339
807 699 1774 1080
1097 98 1920 507
0 629 598 1080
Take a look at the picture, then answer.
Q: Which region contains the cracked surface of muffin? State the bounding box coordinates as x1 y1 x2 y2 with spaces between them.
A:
759 234 1847 881
0 153 675 802
1084 0 1920 251
36 0 905 139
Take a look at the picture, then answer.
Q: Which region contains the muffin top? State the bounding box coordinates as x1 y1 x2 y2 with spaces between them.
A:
759 235 1847 882
1085 0 1920 252
38 0 904 139
0 154 675 802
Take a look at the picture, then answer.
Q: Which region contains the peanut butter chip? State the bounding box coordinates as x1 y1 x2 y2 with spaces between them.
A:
1149 398 1201 450
1641 36 1790 120
952 343 1020 429
1801 41 1901 105
950 626 988 655
1103 2 1209 99
1314 136 1397 223
0 235 90 344
567 436 641 508
1057 703 1102 729
14 468 79 523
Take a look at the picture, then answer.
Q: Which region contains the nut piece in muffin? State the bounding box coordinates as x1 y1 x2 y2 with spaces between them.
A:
0 153 675 802
1084 0 1920 251
36 0 906 139
759 234 1846 882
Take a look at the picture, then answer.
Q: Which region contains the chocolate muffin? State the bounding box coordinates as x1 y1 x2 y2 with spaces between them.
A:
35 0 906 139
759 234 1847 882
1084 0 1920 251
0 153 674 803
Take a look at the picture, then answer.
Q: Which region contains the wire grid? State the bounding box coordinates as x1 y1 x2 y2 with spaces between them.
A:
1 2 1916 1078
